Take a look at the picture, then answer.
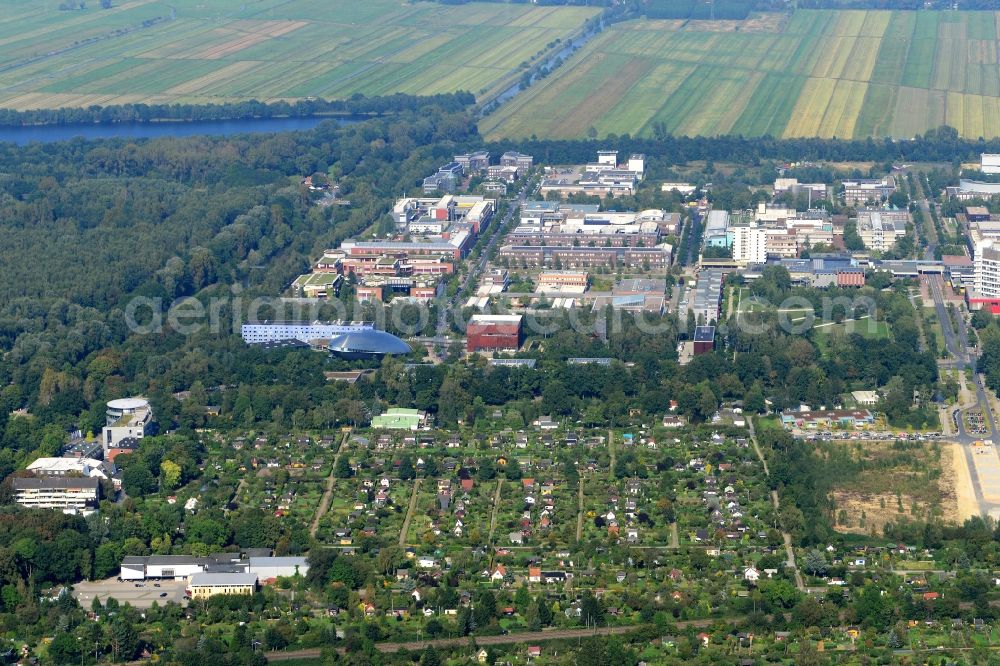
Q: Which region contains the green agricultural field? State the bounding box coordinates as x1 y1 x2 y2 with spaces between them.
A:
481 9 1000 140
0 0 597 110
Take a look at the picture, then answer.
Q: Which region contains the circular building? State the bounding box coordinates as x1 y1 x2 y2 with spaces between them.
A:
328 329 411 360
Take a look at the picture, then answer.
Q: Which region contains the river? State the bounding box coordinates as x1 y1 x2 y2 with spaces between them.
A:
487 20 604 111
0 115 361 145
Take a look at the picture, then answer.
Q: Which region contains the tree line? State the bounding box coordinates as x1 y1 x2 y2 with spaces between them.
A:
0 92 475 127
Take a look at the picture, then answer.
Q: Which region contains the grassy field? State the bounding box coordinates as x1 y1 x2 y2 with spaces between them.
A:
812 317 890 356
481 9 1000 140
0 0 597 110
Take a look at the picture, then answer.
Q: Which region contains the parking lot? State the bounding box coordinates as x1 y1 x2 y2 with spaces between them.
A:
797 430 942 442
73 577 187 609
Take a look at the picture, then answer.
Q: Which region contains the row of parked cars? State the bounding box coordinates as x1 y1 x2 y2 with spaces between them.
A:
803 431 942 441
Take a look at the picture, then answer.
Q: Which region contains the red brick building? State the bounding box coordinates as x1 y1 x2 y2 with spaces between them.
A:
467 315 523 352
693 326 715 355
835 270 865 287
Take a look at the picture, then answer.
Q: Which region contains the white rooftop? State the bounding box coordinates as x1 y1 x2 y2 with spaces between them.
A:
26 457 114 478
188 572 258 587
107 397 149 410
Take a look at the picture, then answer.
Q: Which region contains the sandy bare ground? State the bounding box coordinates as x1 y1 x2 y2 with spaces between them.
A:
952 441 979 522
833 437 969 534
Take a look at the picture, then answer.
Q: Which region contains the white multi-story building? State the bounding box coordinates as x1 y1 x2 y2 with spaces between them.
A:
240 321 373 345
732 226 769 264
975 239 1000 299
982 154 1000 175
627 154 645 176
12 477 100 514
102 397 153 456
856 210 908 252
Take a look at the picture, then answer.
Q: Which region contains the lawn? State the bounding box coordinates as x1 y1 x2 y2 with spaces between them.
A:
0 0 598 110
481 8 1000 140
812 317 890 356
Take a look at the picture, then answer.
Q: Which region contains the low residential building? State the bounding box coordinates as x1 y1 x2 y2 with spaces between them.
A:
661 182 696 195
852 391 880 406
780 409 874 429
489 358 537 368
12 477 100 514
62 435 102 460
187 572 258 600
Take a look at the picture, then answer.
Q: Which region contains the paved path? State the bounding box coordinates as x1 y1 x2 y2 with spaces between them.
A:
309 429 351 538
264 619 734 660
748 418 803 591
399 478 422 547
487 478 504 545
575 476 584 542
608 429 616 481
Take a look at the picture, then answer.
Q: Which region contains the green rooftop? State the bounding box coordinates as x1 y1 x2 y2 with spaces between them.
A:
371 408 425 430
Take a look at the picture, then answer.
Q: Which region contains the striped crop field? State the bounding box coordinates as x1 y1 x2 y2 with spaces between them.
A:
481 9 1000 141
0 0 598 110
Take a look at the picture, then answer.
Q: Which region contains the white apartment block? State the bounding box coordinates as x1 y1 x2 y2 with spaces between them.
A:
13 477 100 514
732 226 769 264
975 239 1000 299
240 321 373 344
982 153 1000 175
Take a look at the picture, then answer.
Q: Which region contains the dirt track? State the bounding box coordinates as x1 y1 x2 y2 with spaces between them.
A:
264 621 728 660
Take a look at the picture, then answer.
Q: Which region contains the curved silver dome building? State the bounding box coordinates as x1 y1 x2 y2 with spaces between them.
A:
328 329 411 359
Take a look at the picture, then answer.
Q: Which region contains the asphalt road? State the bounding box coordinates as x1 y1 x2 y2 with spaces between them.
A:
919 196 1000 517
439 183 529 337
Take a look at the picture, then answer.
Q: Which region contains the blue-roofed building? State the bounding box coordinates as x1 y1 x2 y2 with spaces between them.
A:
328 329 411 359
